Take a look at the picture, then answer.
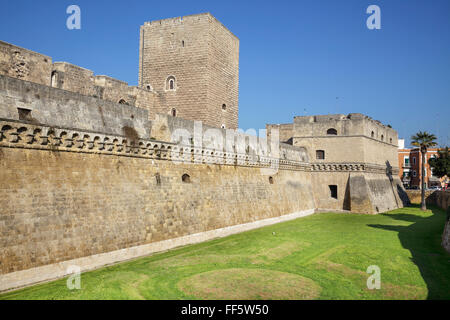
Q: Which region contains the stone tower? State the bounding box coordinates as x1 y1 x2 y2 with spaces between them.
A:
139 13 239 129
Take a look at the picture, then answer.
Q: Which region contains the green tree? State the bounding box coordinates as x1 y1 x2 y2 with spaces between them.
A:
429 147 450 178
411 131 437 211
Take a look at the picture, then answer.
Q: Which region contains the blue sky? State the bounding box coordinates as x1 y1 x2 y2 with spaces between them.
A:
0 0 449 147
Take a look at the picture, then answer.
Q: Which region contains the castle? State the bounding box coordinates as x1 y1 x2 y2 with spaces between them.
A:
0 13 408 291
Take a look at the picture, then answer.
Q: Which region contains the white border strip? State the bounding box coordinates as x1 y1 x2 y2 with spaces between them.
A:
0 208 315 292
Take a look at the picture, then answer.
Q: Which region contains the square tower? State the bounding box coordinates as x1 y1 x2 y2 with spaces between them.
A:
139 13 239 129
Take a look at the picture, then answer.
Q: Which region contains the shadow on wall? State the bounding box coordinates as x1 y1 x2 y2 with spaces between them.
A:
368 205 450 300
386 160 411 207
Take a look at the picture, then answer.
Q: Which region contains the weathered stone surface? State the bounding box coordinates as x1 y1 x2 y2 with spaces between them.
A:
0 144 315 276
139 13 239 129
0 40 52 86
0 13 412 292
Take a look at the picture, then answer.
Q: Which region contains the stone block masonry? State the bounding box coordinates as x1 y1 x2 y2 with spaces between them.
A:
0 121 315 290
139 13 239 129
0 12 411 292
0 41 52 86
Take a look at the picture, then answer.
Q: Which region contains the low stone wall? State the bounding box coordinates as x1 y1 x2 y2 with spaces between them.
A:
443 214 450 254
429 191 450 210
406 190 450 210
406 190 450 253
406 190 435 205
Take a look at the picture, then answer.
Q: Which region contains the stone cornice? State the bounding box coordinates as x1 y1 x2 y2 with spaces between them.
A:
311 162 400 175
0 120 310 171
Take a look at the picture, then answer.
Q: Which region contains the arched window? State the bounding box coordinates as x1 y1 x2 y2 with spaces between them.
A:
222 104 227 111
316 150 325 160
326 128 337 135
166 76 176 91
171 108 177 117
269 176 274 184
381 135 384 141
371 131 375 138
182 174 191 183
145 84 152 91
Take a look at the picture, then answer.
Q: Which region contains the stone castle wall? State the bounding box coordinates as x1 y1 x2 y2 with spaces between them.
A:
0 75 151 138
0 14 412 291
0 118 314 290
0 40 52 86
0 42 155 116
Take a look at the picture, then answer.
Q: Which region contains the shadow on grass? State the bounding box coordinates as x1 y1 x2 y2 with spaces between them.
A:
369 204 450 300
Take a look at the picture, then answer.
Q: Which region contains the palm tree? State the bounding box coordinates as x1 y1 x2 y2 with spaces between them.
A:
411 131 437 211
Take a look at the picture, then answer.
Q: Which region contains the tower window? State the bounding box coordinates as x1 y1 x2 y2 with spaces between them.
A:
51 71 58 88
171 108 177 117
371 131 374 138
182 174 191 183
381 135 384 141
326 128 337 135
329 185 338 199
316 150 325 160
166 76 176 91
182 40 185 47
222 104 227 111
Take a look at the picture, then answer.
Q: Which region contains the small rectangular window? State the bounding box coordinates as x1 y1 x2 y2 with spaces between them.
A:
18 108 32 121
329 185 338 199
316 150 325 160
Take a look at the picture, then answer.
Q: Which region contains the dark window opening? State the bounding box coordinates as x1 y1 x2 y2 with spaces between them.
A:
182 40 185 47
329 185 338 199
18 108 32 121
51 71 58 88
182 174 191 183
155 173 161 186
171 108 177 117
222 104 227 111
269 176 274 184
327 128 337 135
371 131 374 138
166 76 176 91
119 99 127 105
316 150 325 160
381 135 384 141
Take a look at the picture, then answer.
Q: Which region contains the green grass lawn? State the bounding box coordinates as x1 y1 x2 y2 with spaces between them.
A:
1 205 449 300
